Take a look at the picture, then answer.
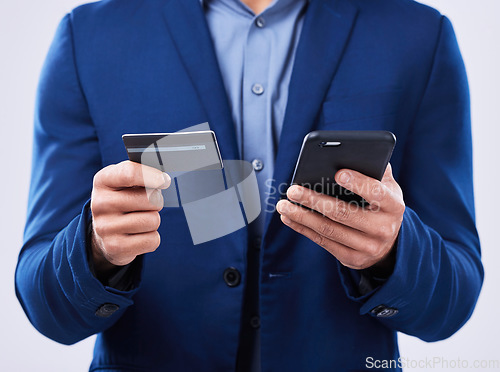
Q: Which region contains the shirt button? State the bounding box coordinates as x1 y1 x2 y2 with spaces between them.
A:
95 303 120 318
250 316 261 329
223 267 241 287
252 83 264 95
252 237 262 251
255 17 265 28
252 159 264 171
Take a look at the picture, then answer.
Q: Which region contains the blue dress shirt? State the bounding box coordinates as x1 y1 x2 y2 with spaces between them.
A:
203 0 308 235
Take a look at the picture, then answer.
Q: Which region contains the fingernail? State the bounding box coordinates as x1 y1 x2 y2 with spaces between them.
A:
338 172 350 184
162 173 171 188
281 215 292 224
287 186 302 200
276 200 289 214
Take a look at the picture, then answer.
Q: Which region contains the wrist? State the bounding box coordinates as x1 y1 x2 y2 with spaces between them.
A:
366 239 398 279
89 223 122 281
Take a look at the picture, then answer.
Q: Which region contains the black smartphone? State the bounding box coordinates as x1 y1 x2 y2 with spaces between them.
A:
290 130 396 206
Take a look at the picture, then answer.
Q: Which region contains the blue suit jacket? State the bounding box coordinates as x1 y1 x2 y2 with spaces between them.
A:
16 0 483 371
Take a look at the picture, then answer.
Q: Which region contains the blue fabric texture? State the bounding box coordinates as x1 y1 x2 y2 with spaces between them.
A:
15 0 483 371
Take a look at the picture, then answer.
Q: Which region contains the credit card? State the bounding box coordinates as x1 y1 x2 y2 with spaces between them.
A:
122 131 223 173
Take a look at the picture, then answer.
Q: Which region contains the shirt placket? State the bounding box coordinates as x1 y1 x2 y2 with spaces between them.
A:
242 13 273 229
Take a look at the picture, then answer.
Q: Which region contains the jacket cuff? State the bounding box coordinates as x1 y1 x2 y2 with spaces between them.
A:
86 212 143 292
55 199 143 317
337 207 421 319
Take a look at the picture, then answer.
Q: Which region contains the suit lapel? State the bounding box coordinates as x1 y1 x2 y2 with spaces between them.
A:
264 0 359 237
162 0 239 161
162 0 359 240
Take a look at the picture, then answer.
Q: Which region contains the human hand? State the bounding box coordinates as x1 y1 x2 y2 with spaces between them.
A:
90 161 171 275
276 164 404 275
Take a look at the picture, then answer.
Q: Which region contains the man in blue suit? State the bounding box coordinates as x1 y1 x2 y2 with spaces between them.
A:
16 0 483 371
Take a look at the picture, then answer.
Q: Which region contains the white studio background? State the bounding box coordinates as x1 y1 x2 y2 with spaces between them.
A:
0 1 498 371
398 1 500 371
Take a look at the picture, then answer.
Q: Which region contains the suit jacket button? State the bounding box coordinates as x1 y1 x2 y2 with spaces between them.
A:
250 316 261 329
223 267 241 287
95 303 120 318
370 305 399 318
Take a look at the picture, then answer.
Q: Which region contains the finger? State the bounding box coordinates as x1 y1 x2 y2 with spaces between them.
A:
95 211 161 236
382 163 393 183
334 168 392 210
102 231 161 265
121 231 161 254
279 215 369 270
285 186 371 231
381 163 405 201
92 187 164 213
276 199 375 251
95 161 171 190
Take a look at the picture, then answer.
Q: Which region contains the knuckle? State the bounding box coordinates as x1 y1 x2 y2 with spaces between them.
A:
153 172 167 189
312 233 327 248
143 213 161 231
119 162 138 186
141 232 161 253
378 222 398 241
142 166 164 189
335 229 348 244
289 208 302 224
298 195 310 208
146 189 160 207
152 213 162 230
350 256 368 270
90 197 103 215
120 167 135 186
394 201 406 215
364 241 380 256
93 220 109 237
154 191 165 210
92 172 102 188
93 166 110 188
135 187 149 204
317 198 334 215
318 221 335 237
370 183 384 201
377 224 391 239
134 214 147 229
149 232 161 251
104 237 122 256
334 206 350 221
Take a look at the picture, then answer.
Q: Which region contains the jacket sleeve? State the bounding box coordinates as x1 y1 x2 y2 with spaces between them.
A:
15 14 141 345
338 16 484 342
